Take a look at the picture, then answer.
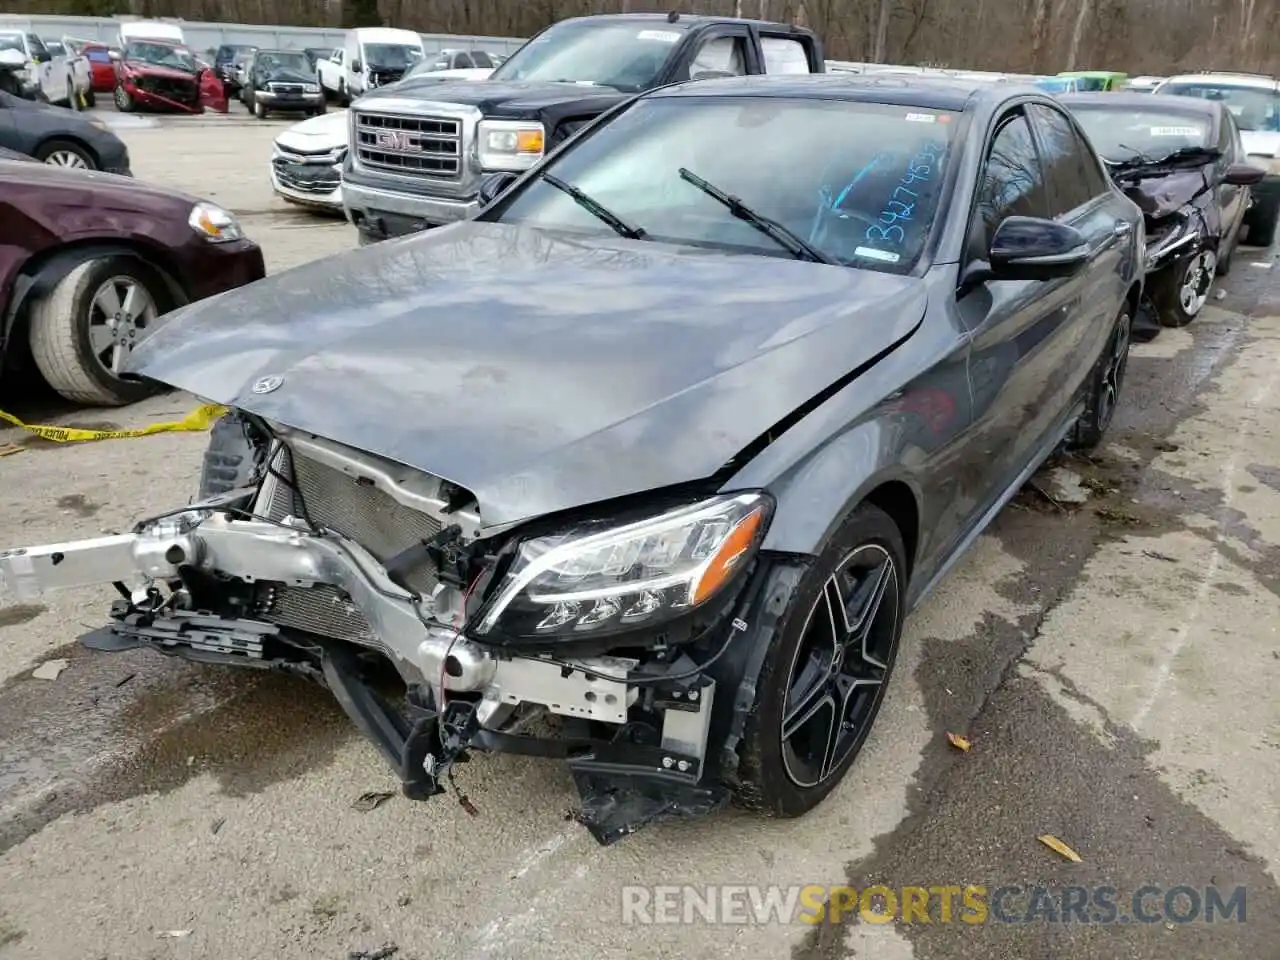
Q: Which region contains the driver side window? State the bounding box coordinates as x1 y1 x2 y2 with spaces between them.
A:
972 111 1049 256
688 36 746 80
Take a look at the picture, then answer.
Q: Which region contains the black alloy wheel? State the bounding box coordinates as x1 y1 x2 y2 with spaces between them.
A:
734 503 906 817
779 543 899 789
1071 305 1131 450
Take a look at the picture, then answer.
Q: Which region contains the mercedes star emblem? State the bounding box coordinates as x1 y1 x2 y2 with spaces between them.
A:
252 375 284 394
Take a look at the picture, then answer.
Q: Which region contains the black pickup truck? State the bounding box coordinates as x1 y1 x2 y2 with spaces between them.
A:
341 12 824 243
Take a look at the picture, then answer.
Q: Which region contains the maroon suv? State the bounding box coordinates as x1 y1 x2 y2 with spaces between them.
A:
0 160 265 405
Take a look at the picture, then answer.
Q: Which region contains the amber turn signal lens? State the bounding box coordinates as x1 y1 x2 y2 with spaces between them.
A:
691 507 764 605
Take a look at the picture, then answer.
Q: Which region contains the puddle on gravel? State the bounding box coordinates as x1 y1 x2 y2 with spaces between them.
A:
54 494 101 518
0 605 45 628
0 641 351 855
14 422 120 449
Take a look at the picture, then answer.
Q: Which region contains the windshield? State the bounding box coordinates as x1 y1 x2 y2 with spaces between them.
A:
0 34 23 54
45 40 64 56
363 43 422 69
1070 107 1212 161
495 96 958 272
124 40 197 72
1159 83 1280 131
255 51 311 73
490 21 688 91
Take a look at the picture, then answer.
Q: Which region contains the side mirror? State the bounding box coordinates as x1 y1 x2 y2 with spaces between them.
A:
351 59 361 72
1224 162 1266 186
988 216 1090 281
479 171 519 206
108 49 121 61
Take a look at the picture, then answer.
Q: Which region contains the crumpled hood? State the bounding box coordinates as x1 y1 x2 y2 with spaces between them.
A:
123 61 196 81
1119 167 1208 218
126 221 926 527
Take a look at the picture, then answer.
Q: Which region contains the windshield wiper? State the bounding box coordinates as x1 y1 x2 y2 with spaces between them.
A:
678 167 835 264
537 173 648 240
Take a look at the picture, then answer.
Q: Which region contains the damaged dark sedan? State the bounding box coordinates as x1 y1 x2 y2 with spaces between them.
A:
0 76 1141 843
1063 92 1263 329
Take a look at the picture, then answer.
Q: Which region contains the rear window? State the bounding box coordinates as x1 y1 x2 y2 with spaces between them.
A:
86 48 111 63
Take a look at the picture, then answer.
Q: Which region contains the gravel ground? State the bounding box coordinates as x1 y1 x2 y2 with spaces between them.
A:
0 110 1276 960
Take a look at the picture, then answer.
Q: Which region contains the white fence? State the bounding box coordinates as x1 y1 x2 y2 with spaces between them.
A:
0 13 526 57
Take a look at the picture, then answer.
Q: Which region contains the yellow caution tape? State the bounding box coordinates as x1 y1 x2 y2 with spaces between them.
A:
0 404 227 443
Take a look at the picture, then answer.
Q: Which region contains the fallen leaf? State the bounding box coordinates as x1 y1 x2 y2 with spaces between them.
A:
0 444 23 457
1038 834 1083 862
351 791 395 813
210 817 226 835
946 732 972 752
156 930 192 939
31 659 70 681
1142 550 1178 563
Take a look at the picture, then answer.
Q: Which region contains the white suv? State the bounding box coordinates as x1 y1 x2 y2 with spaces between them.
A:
1153 72 1280 246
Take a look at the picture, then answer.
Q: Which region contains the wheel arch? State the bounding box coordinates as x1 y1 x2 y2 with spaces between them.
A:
33 135 101 168
3 239 189 347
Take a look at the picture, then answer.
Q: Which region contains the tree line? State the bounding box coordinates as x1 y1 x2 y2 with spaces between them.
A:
21 0 1280 75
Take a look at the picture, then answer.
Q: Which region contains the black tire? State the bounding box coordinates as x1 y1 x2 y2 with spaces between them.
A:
27 256 171 406
254 98 268 120
198 412 266 499
1244 196 1279 247
1070 304 1132 450
734 503 906 817
113 83 134 112
83 87 96 108
34 138 97 170
1152 247 1217 327
338 80 348 106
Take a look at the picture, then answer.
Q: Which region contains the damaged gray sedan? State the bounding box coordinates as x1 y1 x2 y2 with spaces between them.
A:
0 75 1141 842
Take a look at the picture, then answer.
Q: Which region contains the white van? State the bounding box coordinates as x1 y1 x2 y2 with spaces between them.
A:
338 27 423 101
117 20 185 47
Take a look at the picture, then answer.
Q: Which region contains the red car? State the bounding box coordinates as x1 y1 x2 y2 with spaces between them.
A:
75 41 117 93
0 159 264 405
112 38 226 114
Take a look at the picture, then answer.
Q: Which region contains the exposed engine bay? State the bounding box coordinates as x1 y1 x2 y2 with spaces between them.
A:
0 413 773 843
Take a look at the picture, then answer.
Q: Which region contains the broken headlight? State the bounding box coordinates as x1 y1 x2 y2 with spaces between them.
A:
473 492 771 641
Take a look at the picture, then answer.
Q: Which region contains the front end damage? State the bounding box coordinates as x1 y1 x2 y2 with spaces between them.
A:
0 417 775 843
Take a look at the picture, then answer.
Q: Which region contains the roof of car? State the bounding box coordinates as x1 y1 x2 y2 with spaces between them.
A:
1060 91 1221 114
1159 72 1279 91
558 12 799 29
652 73 1041 111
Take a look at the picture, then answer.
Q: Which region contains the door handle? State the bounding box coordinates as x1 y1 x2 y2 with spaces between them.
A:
1113 221 1133 236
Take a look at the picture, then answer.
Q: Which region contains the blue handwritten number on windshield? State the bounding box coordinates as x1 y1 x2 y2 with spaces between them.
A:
867 142 944 247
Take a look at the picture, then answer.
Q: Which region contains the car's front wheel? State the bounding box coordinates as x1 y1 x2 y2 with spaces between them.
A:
113 83 134 112
35 138 95 170
27 256 169 406
734 503 906 817
254 99 267 119
1154 247 1216 327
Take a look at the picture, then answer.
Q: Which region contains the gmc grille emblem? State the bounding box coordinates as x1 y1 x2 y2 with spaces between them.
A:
374 130 414 151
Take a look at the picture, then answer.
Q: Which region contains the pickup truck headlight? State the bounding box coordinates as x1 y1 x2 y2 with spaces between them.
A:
476 119 545 172
188 202 244 243
473 492 771 641
303 82 320 93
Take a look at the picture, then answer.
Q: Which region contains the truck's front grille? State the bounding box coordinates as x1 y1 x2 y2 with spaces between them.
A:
353 110 462 179
257 445 442 644
268 82 306 94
